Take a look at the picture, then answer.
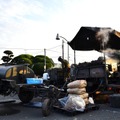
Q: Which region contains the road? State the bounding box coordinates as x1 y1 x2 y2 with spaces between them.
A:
0 95 120 120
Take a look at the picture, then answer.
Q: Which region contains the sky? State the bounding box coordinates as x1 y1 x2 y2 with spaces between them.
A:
0 0 120 64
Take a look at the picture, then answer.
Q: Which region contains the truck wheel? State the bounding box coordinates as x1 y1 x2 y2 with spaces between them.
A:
109 94 120 108
18 87 34 103
42 98 52 116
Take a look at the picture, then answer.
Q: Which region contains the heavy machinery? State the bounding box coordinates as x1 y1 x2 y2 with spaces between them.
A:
67 26 120 103
69 59 120 105
47 57 120 102
0 64 35 103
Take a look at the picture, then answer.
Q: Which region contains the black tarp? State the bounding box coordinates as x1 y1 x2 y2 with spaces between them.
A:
68 26 120 51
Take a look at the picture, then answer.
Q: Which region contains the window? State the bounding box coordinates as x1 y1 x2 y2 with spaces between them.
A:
12 67 17 77
6 69 12 78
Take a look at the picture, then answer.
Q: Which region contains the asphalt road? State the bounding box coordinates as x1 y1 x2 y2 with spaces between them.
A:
0 95 120 120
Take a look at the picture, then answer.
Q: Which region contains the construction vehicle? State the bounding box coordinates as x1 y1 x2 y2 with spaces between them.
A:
0 64 35 103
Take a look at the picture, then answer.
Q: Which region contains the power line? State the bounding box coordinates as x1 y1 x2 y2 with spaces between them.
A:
46 49 61 54
0 45 76 64
47 44 61 50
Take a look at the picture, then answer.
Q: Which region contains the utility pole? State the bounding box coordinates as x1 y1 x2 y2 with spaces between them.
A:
44 48 46 72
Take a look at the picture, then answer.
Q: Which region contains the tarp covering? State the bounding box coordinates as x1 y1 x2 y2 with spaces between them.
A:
68 26 120 51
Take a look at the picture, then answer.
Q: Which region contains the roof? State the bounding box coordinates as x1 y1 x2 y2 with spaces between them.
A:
0 64 32 79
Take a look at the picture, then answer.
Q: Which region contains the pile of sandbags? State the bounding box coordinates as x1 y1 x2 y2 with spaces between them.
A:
67 80 89 105
58 80 94 111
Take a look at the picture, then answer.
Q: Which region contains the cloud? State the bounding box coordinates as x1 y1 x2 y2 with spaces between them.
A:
0 0 44 47
0 0 120 64
0 0 64 48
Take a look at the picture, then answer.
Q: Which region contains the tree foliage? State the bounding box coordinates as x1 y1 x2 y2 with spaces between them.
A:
12 54 54 76
11 54 34 66
1 50 55 76
1 50 14 63
32 62 44 76
31 55 54 75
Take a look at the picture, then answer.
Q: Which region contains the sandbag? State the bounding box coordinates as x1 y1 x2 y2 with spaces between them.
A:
67 80 87 88
79 93 89 99
83 98 89 105
64 94 86 111
69 93 89 99
67 88 86 95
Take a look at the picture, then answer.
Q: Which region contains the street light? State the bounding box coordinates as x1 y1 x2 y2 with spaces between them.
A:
56 33 69 62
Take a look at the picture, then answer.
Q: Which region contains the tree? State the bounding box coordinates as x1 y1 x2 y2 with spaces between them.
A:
1 50 14 64
34 55 54 68
32 62 44 76
12 54 55 76
11 54 34 66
